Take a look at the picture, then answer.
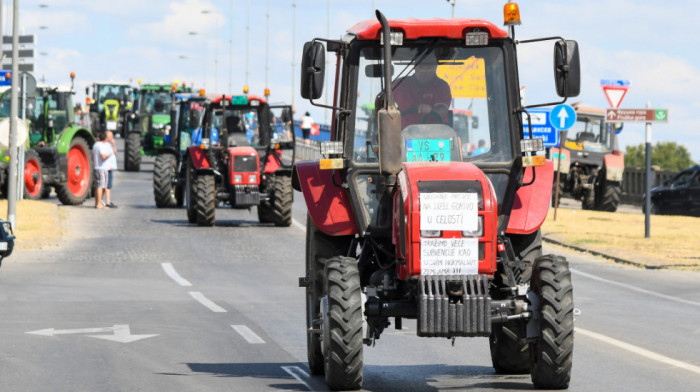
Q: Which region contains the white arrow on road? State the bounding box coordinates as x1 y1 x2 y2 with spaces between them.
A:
26 324 158 343
556 107 569 128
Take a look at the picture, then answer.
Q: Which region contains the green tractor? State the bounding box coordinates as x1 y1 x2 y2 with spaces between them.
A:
85 82 134 138
4 80 95 204
124 83 192 171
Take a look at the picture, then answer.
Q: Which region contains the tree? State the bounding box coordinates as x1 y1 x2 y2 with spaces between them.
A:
624 142 695 171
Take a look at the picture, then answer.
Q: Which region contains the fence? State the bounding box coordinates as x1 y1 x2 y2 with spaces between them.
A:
621 167 675 205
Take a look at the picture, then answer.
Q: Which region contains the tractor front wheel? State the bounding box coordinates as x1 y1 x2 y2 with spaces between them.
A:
124 132 141 172
323 256 363 391
23 149 45 200
530 255 574 389
153 153 177 208
257 175 293 226
56 136 92 205
194 174 216 226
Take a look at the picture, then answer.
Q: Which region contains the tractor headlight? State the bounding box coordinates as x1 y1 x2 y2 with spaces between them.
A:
234 174 243 183
152 123 166 130
420 230 442 238
248 174 257 183
462 216 484 238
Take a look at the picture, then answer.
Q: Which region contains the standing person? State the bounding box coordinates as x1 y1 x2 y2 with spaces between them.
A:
92 132 114 209
300 111 314 145
104 130 118 208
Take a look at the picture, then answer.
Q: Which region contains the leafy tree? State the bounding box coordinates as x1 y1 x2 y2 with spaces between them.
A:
624 142 695 171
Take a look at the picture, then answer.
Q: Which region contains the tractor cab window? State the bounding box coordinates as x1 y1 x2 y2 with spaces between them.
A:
353 43 511 164
270 106 294 141
142 91 172 115
203 107 259 147
178 100 206 150
564 113 612 153
97 85 127 112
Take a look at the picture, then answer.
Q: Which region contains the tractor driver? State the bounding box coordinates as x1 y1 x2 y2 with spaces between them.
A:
392 52 452 127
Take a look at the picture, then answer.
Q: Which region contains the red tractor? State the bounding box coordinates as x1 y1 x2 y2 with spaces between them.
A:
184 95 295 226
295 5 579 390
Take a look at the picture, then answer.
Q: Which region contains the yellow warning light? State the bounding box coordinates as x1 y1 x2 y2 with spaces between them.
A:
199 89 206 96
174 79 179 85
5 72 10 79
503 2 521 26
137 78 142 84
70 71 76 79
243 85 249 94
264 87 270 97
522 155 546 167
171 84 177 92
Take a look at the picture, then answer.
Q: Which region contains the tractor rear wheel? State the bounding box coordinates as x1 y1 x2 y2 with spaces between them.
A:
185 160 196 223
23 149 45 200
153 153 177 208
323 256 363 391
258 175 293 226
490 230 541 374
124 132 141 172
530 255 574 389
56 136 92 205
195 174 216 226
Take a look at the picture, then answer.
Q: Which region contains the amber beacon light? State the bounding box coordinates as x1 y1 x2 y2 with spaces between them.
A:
503 2 521 26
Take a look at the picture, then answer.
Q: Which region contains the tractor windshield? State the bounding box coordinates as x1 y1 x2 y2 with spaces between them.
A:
178 100 206 149
96 85 128 111
353 42 511 164
564 112 614 153
141 91 172 115
206 107 260 147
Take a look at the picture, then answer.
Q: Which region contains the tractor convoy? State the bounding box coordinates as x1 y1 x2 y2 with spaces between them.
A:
295 5 578 390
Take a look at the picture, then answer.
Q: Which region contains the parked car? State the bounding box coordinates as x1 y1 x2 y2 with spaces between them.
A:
644 165 700 216
0 219 14 268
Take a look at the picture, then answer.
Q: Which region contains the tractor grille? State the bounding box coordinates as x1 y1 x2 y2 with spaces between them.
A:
232 185 260 207
233 155 257 173
417 274 491 337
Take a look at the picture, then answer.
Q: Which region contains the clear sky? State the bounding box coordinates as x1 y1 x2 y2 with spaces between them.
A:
4 0 698 163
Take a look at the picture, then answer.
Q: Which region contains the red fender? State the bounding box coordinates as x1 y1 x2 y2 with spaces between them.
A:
264 149 282 173
187 146 211 169
506 160 554 235
293 161 358 236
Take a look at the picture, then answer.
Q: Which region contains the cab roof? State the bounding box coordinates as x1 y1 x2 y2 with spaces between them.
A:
347 18 508 41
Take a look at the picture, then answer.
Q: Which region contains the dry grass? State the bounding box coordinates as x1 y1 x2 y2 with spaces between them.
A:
542 208 700 268
0 199 64 250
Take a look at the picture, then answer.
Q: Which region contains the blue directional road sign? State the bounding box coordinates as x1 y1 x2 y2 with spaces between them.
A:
522 108 559 147
0 70 9 86
551 104 576 131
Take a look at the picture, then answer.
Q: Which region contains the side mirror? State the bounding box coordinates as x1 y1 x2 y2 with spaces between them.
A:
554 40 580 98
300 41 325 100
85 87 89 96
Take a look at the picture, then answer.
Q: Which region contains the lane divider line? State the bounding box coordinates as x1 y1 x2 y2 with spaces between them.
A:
292 218 306 232
577 327 700 375
188 291 227 313
161 262 192 287
231 325 266 344
571 268 700 307
281 366 313 391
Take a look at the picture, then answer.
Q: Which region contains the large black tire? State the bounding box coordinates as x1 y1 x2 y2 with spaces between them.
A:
490 230 542 374
124 132 141 172
304 216 353 375
323 256 363 391
194 174 216 226
257 175 293 226
530 255 574 389
153 154 177 208
185 160 196 223
23 149 45 200
56 136 92 205
596 179 621 212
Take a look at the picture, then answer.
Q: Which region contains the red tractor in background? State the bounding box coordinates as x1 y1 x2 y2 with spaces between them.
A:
184 94 295 226
295 4 579 390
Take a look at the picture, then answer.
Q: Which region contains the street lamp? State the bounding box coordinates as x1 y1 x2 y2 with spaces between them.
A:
446 0 455 18
189 31 207 88
201 9 222 92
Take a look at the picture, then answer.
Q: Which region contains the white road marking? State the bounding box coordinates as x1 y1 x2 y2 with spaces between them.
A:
292 218 306 232
161 262 192 287
189 291 227 313
26 324 158 343
577 328 700 375
231 325 266 344
570 268 700 307
281 365 313 391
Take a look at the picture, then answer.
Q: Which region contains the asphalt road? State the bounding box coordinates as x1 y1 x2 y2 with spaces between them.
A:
1 152 699 391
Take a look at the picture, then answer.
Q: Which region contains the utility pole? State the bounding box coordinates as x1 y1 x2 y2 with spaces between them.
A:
245 0 250 90
265 0 270 98
291 0 296 107
229 0 233 92
324 0 329 123
7 0 19 230
644 101 652 238
447 0 455 18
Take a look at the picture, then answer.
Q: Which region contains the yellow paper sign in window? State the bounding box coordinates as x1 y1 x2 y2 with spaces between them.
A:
437 57 487 99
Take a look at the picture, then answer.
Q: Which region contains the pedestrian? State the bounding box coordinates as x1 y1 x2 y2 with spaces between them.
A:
92 132 114 209
104 130 118 208
472 139 489 156
301 111 314 145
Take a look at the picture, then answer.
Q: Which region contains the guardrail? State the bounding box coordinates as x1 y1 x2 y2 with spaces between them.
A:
294 138 321 161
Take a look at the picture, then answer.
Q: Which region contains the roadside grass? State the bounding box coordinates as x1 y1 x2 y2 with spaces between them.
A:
542 207 700 268
0 199 64 250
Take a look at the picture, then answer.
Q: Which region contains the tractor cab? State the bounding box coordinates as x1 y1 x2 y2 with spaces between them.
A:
296 5 581 391
25 86 76 147
86 82 133 137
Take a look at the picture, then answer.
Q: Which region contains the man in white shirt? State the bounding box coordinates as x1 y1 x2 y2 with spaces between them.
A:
92 132 114 209
104 130 118 208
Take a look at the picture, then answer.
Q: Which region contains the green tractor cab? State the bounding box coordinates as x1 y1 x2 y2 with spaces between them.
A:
125 83 192 172
86 82 133 138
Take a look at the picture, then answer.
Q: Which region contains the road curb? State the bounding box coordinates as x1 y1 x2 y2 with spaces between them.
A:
541 236 681 270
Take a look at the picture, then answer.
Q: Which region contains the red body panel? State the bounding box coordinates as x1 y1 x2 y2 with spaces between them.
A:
263 149 282 173
347 18 508 41
228 146 260 186
394 162 497 280
506 161 554 235
604 153 624 169
294 161 358 236
187 146 211 169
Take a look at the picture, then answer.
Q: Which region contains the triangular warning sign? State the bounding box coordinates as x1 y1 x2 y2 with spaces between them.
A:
602 85 629 108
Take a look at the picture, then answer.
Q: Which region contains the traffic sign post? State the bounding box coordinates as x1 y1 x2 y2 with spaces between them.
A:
551 104 576 130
